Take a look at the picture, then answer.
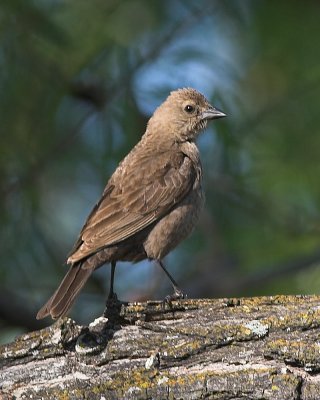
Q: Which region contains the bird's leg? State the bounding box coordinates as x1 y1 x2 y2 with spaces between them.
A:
104 261 124 320
107 261 118 302
157 260 186 302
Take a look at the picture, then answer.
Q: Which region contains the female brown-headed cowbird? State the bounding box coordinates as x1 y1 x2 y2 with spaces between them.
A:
37 88 226 320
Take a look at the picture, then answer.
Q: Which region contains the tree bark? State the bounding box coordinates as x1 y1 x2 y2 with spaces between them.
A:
1 295 320 399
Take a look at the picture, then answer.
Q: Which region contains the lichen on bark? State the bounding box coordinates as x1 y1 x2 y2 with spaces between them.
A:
1 296 320 399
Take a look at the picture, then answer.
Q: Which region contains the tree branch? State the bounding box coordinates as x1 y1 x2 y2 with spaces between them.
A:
1 296 320 399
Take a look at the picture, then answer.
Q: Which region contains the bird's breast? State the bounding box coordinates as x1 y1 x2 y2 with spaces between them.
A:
143 178 204 261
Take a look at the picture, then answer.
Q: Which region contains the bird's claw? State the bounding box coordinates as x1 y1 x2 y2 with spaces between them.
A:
106 291 119 307
107 291 118 301
103 292 123 320
163 287 187 306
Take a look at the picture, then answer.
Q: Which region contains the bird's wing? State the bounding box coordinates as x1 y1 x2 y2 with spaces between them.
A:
68 150 197 263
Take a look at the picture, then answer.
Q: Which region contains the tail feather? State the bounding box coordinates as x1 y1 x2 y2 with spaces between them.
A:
36 263 93 320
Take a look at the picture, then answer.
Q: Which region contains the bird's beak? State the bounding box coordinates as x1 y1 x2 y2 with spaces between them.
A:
202 107 226 120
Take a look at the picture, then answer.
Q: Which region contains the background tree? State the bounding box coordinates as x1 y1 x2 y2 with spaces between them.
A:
1 0 320 344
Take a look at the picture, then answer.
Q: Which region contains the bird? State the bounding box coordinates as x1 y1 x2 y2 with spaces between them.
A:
36 87 226 320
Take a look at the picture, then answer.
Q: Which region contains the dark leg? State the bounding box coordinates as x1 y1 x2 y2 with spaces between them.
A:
104 261 125 321
107 261 117 300
157 260 186 301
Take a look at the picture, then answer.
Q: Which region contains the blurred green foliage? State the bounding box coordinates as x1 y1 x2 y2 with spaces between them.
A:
1 0 320 343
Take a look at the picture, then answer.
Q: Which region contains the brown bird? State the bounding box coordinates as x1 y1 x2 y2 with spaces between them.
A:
37 88 226 320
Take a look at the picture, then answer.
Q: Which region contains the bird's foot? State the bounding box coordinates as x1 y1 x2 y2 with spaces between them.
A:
163 286 187 305
103 292 124 322
105 291 120 308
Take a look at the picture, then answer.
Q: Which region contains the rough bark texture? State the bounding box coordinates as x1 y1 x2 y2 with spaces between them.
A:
1 295 320 399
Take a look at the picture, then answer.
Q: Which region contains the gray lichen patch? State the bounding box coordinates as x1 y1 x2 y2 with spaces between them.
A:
244 320 269 338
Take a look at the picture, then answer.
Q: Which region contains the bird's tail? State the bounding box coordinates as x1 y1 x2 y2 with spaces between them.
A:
36 262 93 320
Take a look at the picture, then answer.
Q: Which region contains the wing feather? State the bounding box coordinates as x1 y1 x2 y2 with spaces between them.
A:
68 150 196 263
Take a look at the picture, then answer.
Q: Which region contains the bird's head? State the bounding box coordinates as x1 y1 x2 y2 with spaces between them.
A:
147 88 226 143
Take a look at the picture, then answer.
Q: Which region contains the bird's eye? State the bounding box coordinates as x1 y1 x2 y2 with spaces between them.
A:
184 104 195 113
